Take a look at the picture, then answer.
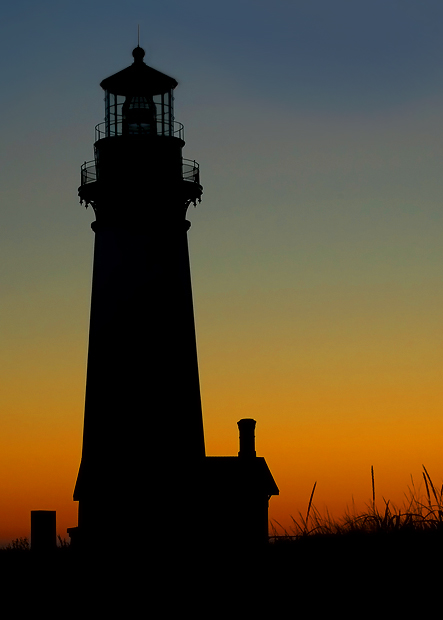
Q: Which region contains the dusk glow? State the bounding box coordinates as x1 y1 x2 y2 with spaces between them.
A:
0 1 442 545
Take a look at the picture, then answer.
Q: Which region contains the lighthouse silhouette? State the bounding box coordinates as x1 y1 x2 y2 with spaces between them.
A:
68 48 278 553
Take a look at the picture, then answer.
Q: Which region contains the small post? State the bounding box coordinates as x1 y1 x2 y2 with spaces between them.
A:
31 511 56 553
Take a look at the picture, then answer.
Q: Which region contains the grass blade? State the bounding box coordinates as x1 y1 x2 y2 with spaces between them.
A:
305 482 317 533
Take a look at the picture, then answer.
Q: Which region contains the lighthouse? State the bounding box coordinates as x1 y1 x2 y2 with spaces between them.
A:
69 47 205 547
69 48 278 552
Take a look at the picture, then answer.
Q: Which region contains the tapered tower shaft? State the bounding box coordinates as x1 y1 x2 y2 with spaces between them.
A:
70 47 204 545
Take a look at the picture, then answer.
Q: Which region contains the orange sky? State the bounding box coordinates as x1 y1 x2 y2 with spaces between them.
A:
1 2 443 546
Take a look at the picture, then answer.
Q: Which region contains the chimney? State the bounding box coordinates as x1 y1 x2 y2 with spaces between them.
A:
237 418 256 458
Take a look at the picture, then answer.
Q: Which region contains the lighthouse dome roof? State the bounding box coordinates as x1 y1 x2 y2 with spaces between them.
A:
100 47 178 96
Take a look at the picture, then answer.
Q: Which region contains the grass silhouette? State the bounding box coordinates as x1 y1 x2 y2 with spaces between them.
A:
2 537 30 552
270 464 443 541
262 465 443 613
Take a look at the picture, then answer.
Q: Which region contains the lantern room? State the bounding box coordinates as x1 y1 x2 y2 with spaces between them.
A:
78 46 202 218
97 46 179 139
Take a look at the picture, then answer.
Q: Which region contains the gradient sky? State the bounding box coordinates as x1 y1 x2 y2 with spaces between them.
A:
0 0 442 544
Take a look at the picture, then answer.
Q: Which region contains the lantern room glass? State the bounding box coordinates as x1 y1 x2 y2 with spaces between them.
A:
104 90 174 138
